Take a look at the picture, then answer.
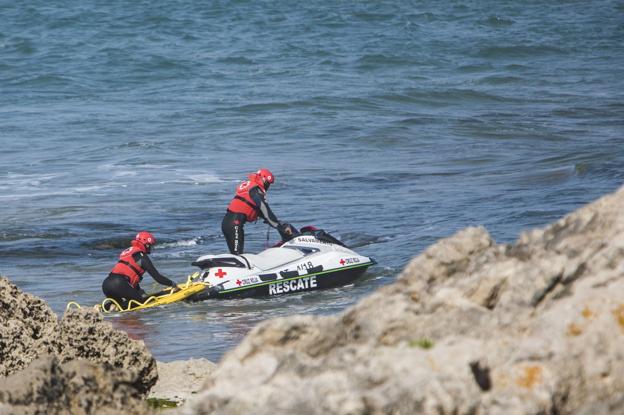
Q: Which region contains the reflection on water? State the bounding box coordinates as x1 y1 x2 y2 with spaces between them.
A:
111 314 154 341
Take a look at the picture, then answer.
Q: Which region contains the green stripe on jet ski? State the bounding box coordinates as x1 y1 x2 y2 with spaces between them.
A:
219 262 373 294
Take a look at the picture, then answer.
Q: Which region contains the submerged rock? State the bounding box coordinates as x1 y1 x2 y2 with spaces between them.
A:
181 185 624 415
0 278 156 414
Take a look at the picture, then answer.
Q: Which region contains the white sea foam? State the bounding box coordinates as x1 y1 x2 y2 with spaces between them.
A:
3 170 135 200
0 190 72 200
73 185 110 193
0 172 115 199
95 163 224 185
156 171 225 185
95 163 139 178
3 172 65 187
186 173 223 184
158 237 203 248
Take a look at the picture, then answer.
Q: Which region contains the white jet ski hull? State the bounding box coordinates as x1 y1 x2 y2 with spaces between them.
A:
187 229 375 301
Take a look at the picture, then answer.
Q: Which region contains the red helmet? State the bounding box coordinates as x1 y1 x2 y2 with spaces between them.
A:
135 231 156 247
256 168 275 188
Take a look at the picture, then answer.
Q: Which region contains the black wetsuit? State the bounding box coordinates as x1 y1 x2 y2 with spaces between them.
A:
222 186 280 255
102 251 175 309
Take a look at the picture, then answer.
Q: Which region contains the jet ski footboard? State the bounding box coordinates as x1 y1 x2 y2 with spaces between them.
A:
306 265 323 274
277 265 324 280
259 273 278 281
280 270 299 279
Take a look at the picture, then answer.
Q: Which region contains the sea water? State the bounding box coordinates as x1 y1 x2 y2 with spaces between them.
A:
1 0 623 361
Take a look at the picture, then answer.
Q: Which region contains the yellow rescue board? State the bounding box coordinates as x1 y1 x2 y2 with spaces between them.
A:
66 274 207 314
107 281 207 312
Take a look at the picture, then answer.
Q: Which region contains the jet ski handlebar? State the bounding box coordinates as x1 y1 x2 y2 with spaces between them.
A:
277 224 347 247
277 222 299 241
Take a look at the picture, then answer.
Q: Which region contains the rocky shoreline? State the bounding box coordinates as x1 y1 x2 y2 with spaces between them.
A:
2 184 624 414
0 282 157 414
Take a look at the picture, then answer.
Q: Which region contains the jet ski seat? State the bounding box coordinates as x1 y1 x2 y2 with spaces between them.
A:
241 248 303 271
192 253 250 269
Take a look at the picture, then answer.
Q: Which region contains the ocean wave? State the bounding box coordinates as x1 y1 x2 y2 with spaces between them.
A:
0 246 81 259
376 88 523 106
550 106 621 119
82 236 206 251
115 141 169 149
153 172 225 185
480 16 515 27
475 75 525 85
457 63 495 73
3 36 36 54
185 173 223 184
2 172 64 187
0 173 73 200
477 44 567 58
8 74 75 88
83 237 133 250
352 12 394 22
94 161 224 185
217 56 255 65
0 229 74 242
72 185 112 193
496 166 577 187
158 237 204 248
504 63 532 71
356 53 415 69
145 54 194 72
0 191 76 201
339 232 390 249
230 101 305 113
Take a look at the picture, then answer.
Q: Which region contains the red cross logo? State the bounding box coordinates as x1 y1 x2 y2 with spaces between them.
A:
339 259 345 265
236 279 242 286
215 269 227 278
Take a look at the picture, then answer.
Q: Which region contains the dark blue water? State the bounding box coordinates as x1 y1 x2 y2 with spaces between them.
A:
1 0 623 362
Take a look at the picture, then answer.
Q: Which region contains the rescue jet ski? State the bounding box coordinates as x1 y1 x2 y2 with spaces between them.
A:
186 226 375 301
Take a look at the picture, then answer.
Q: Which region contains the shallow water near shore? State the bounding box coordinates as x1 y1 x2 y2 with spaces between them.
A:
1 0 623 362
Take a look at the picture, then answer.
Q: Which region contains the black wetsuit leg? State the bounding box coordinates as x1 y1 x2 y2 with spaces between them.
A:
102 273 144 309
222 211 246 254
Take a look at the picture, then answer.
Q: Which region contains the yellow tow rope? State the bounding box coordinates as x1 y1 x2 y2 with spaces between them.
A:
65 301 82 310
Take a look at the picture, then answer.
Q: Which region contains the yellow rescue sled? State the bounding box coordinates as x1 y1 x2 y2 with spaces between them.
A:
66 273 207 313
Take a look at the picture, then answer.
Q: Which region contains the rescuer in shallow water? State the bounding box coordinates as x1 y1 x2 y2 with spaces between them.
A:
102 231 178 309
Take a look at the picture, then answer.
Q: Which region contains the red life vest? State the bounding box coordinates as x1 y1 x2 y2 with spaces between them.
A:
110 242 146 288
227 174 267 222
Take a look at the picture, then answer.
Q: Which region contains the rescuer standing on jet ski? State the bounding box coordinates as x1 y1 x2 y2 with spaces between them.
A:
102 231 178 309
222 168 294 254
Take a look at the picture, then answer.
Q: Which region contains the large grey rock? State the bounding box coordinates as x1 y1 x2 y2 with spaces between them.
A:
57 308 158 395
181 184 624 415
0 277 58 376
0 355 150 415
0 277 157 413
